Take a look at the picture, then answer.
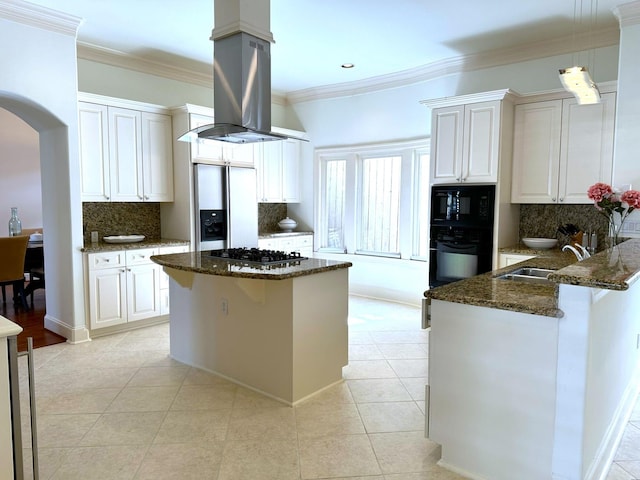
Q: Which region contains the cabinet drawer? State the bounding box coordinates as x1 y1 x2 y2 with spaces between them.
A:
126 248 158 265
160 245 189 255
295 235 312 248
88 251 125 270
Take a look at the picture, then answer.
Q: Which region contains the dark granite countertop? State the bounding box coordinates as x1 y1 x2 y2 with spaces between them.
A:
150 250 351 280
82 238 189 253
426 239 640 317
499 244 566 256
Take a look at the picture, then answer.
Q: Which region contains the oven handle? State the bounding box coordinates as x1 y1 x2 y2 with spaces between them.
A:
437 242 478 253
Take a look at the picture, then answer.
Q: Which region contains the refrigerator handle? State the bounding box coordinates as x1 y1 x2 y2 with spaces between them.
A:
225 165 232 247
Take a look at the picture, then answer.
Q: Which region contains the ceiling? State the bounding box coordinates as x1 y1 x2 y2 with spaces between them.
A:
25 0 624 97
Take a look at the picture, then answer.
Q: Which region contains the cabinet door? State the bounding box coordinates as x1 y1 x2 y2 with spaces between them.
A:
511 100 562 203
126 264 161 322
190 113 225 164
558 93 615 203
431 105 464 184
108 107 144 201
281 139 301 202
88 267 127 329
258 142 283 202
224 143 255 167
463 101 500 183
78 103 111 201
141 112 174 201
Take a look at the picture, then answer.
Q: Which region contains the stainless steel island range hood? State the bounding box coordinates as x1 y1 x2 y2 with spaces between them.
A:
180 1 303 144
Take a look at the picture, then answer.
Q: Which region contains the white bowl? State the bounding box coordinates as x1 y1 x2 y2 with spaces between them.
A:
278 217 297 232
103 235 145 244
522 237 558 250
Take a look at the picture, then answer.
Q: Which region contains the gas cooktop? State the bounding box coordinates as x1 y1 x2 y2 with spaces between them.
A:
209 248 308 265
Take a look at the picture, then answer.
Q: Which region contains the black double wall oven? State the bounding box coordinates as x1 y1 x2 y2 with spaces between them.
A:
429 185 495 288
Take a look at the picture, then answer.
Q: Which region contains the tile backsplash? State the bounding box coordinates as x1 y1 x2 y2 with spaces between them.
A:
83 202 291 244
519 204 609 249
83 202 161 244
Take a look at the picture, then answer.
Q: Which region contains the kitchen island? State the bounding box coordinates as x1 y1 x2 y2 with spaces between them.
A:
151 251 352 405
425 240 640 480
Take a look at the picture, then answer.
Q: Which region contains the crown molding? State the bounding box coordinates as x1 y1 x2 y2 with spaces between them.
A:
286 26 619 104
613 1 640 27
0 0 81 36
76 25 619 106
77 42 214 88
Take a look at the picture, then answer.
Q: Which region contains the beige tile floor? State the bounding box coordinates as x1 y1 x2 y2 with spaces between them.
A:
14 296 640 479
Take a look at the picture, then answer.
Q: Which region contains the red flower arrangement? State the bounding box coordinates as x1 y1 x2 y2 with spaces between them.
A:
587 182 640 246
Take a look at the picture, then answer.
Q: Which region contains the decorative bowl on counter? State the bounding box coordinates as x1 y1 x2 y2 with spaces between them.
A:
103 235 145 244
522 237 558 250
278 217 297 232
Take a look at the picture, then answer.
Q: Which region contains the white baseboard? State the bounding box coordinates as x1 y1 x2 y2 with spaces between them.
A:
44 314 90 344
586 365 640 480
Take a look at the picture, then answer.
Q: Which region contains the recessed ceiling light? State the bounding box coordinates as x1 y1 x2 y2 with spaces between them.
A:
341 63 355 69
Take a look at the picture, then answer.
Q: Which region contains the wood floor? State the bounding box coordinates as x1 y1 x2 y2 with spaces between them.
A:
1 284 66 352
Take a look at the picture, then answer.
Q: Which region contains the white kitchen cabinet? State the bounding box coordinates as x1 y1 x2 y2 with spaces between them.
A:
141 112 174 201
86 248 160 330
258 234 313 257
430 100 501 184
189 112 255 167
79 99 174 202
511 92 615 204
78 103 110 201
498 253 536 268
257 138 301 202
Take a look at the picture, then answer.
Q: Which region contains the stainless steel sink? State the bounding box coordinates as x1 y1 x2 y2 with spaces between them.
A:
495 267 557 285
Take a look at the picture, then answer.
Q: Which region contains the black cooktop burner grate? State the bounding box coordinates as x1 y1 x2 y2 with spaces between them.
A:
209 247 308 265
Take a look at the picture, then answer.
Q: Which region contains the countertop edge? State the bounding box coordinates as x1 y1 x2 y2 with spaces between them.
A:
81 238 189 253
151 253 352 280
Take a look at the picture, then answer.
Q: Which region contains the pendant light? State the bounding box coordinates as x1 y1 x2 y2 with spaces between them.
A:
559 0 601 104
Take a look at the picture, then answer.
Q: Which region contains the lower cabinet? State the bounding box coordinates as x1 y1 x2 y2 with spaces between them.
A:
498 253 536 268
87 248 160 330
258 234 313 257
86 245 187 330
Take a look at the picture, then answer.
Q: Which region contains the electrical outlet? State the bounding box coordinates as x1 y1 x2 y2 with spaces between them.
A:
90 231 99 243
221 298 228 316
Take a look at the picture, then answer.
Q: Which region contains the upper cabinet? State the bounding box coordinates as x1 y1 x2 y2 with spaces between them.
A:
79 95 174 202
422 90 516 185
511 91 616 203
256 138 302 203
188 112 255 167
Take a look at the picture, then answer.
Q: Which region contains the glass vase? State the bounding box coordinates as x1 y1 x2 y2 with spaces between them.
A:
8 207 22 236
606 218 623 249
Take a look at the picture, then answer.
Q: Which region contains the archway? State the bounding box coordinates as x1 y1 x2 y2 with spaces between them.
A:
0 93 88 343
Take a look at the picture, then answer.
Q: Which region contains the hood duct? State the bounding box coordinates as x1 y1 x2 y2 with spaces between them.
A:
179 29 304 144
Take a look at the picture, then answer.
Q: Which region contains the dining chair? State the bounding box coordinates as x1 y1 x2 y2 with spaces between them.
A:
28 266 45 308
0 235 30 309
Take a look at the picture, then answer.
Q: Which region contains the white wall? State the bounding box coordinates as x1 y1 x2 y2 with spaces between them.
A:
0 2 86 342
0 108 42 230
612 1 640 231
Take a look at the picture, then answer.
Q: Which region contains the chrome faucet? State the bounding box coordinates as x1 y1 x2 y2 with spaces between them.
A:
575 244 591 259
562 244 584 261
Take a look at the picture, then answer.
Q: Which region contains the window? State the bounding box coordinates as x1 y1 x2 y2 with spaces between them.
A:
323 158 346 250
316 139 429 260
358 155 401 256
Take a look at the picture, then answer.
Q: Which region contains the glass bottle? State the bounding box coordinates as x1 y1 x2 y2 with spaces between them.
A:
8 207 22 236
